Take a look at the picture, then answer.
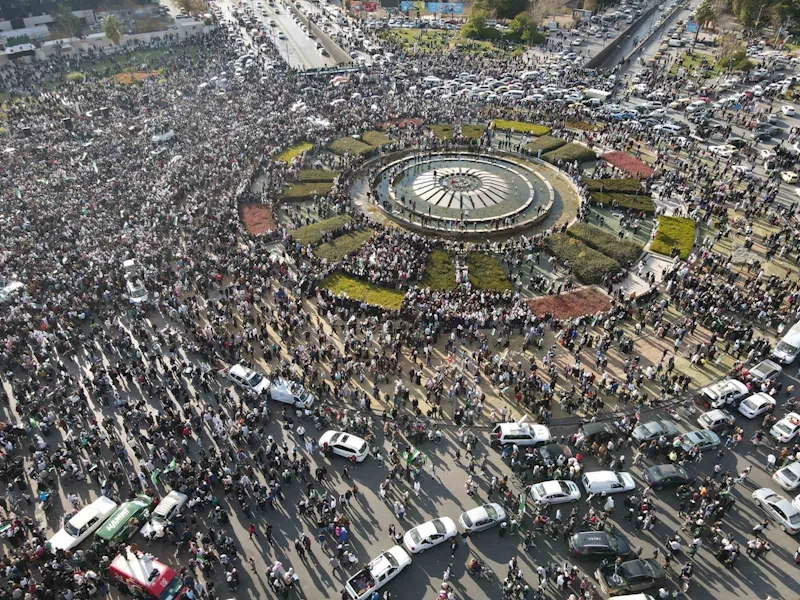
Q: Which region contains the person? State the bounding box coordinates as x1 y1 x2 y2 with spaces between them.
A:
468 559 483 576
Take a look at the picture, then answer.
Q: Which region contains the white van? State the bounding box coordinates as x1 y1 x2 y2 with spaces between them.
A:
270 377 315 409
228 363 271 394
772 321 800 364
490 420 552 448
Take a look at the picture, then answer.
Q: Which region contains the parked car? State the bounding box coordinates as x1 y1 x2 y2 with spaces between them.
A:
319 430 369 462
140 491 188 539
674 430 721 453
402 517 457 554
490 421 552 448
631 420 678 443
530 480 582 505
770 412 800 443
536 443 579 464
227 363 271 394
48 496 118 551
643 464 695 489
458 503 507 534
580 422 617 445
581 471 636 495
744 359 783 385
568 531 631 559
344 546 411 600
595 559 666 595
737 392 776 419
772 461 800 492
697 409 735 432
693 379 749 410
751 488 800 534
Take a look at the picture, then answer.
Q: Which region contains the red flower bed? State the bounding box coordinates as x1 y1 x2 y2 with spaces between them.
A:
240 204 276 235
527 286 611 320
601 151 654 179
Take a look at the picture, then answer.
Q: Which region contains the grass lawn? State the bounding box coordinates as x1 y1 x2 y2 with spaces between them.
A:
297 169 339 182
321 272 406 310
315 228 374 262
651 216 695 259
492 120 551 136
462 124 487 140
430 124 454 140
377 28 520 57
330 137 373 156
668 51 714 76
467 253 511 292
275 141 313 164
420 249 457 291
283 181 334 201
524 135 566 154
542 142 597 164
291 215 352 246
362 130 394 147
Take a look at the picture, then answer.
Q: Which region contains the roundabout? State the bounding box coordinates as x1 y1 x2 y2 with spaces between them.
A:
370 151 561 236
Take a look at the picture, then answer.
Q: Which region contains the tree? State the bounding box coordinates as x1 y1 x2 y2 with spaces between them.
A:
53 5 81 40
175 0 207 15
583 0 598 12
508 12 542 44
102 15 123 45
693 1 717 41
462 9 489 39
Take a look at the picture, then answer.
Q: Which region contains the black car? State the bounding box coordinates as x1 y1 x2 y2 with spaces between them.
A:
581 422 617 445
752 129 775 141
643 464 695 489
569 531 632 559
536 443 579 464
726 137 748 149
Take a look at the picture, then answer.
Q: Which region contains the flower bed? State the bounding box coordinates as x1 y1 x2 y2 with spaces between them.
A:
240 204 276 235
650 216 695 259
542 142 597 165
588 192 656 214
545 233 620 284
291 215 352 246
524 135 566 154
275 141 313 164
567 223 643 266
584 178 643 193
315 228 375 263
421 249 457 291
283 181 335 201
527 286 611 319
467 253 511 292
329 137 374 156
321 272 406 310
601 151 654 179
492 120 551 136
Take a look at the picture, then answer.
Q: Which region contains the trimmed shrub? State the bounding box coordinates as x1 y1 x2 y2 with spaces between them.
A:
291 215 352 246
283 181 334 201
361 130 393 147
321 272 406 310
421 249 457 291
542 142 597 164
492 119 551 136
545 233 620 284
275 141 313 164
651 216 695 259
584 178 643 193
524 135 566 154
315 228 374 263
298 169 339 183
589 192 656 214
467 253 511 292
330 137 373 156
567 223 643 266
66 72 86 83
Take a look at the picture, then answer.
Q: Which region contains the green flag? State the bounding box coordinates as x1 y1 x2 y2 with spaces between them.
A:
518 492 526 516
166 458 177 472
150 468 161 486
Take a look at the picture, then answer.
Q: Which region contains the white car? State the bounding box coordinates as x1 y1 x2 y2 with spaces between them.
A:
732 164 755 178
746 359 783 384
48 496 118 551
344 546 411 600
782 171 799 184
697 409 735 432
686 100 707 113
228 363 271 394
458 503 507 534
751 488 800 534
581 471 636 495
781 105 796 116
761 148 777 161
319 430 369 462
126 279 148 303
530 480 582 505
694 378 749 410
709 145 735 158
737 392 776 419
270 377 314 409
140 490 188 539
770 412 800 443
402 517 457 553
773 462 800 492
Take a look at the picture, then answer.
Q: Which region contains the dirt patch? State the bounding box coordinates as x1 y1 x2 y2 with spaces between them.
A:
527 286 611 320
377 118 423 130
111 71 159 85
240 204 276 235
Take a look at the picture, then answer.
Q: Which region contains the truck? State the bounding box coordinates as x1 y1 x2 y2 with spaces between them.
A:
584 88 611 103
109 546 185 600
344 546 411 600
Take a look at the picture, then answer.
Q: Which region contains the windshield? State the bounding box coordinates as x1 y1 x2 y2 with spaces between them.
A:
558 481 572 494
533 484 545 497
606 535 620 551
777 341 799 355
789 513 800 525
158 576 183 600
462 513 474 527
63 522 80 537
247 373 263 387
775 422 792 434
130 287 147 298
781 467 798 482
409 528 422 544
740 399 756 411
485 505 498 520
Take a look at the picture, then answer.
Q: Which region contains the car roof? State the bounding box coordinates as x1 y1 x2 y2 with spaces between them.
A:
574 531 611 544
153 491 188 516
69 496 118 528
582 422 614 434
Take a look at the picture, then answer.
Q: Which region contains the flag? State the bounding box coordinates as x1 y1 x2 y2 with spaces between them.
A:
150 468 161 486
518 492 526 516
92 161 98 173
14 187 21 199
166 458 177 472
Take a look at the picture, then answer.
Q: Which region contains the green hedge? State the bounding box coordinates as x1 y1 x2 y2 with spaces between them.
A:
492 120 551 136
567 223 643 266
298 169 339 183
589 192 656 214
321 272 406 310
651 216 695 259
545 233 621 284
524 135 566 154
315 228 374 262
585 178 643 193
330 137 373 156
283 181 335 201
420 249 457 291
291 215 352 246
542 142 597 164
467 253 511 292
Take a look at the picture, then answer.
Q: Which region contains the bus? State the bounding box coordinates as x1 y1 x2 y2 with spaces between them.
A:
96 494 153 543
109 546 185 600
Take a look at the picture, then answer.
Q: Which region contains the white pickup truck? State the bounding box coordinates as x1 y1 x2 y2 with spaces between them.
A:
344 546 411 600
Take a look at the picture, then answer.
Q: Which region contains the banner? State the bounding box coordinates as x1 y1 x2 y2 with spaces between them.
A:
426 2 463 13
150 468 161 486
363 1 377 10
573 8 593 21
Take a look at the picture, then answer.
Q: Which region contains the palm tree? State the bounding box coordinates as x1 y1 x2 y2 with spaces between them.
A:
102 15 123 45
693 1 717 42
